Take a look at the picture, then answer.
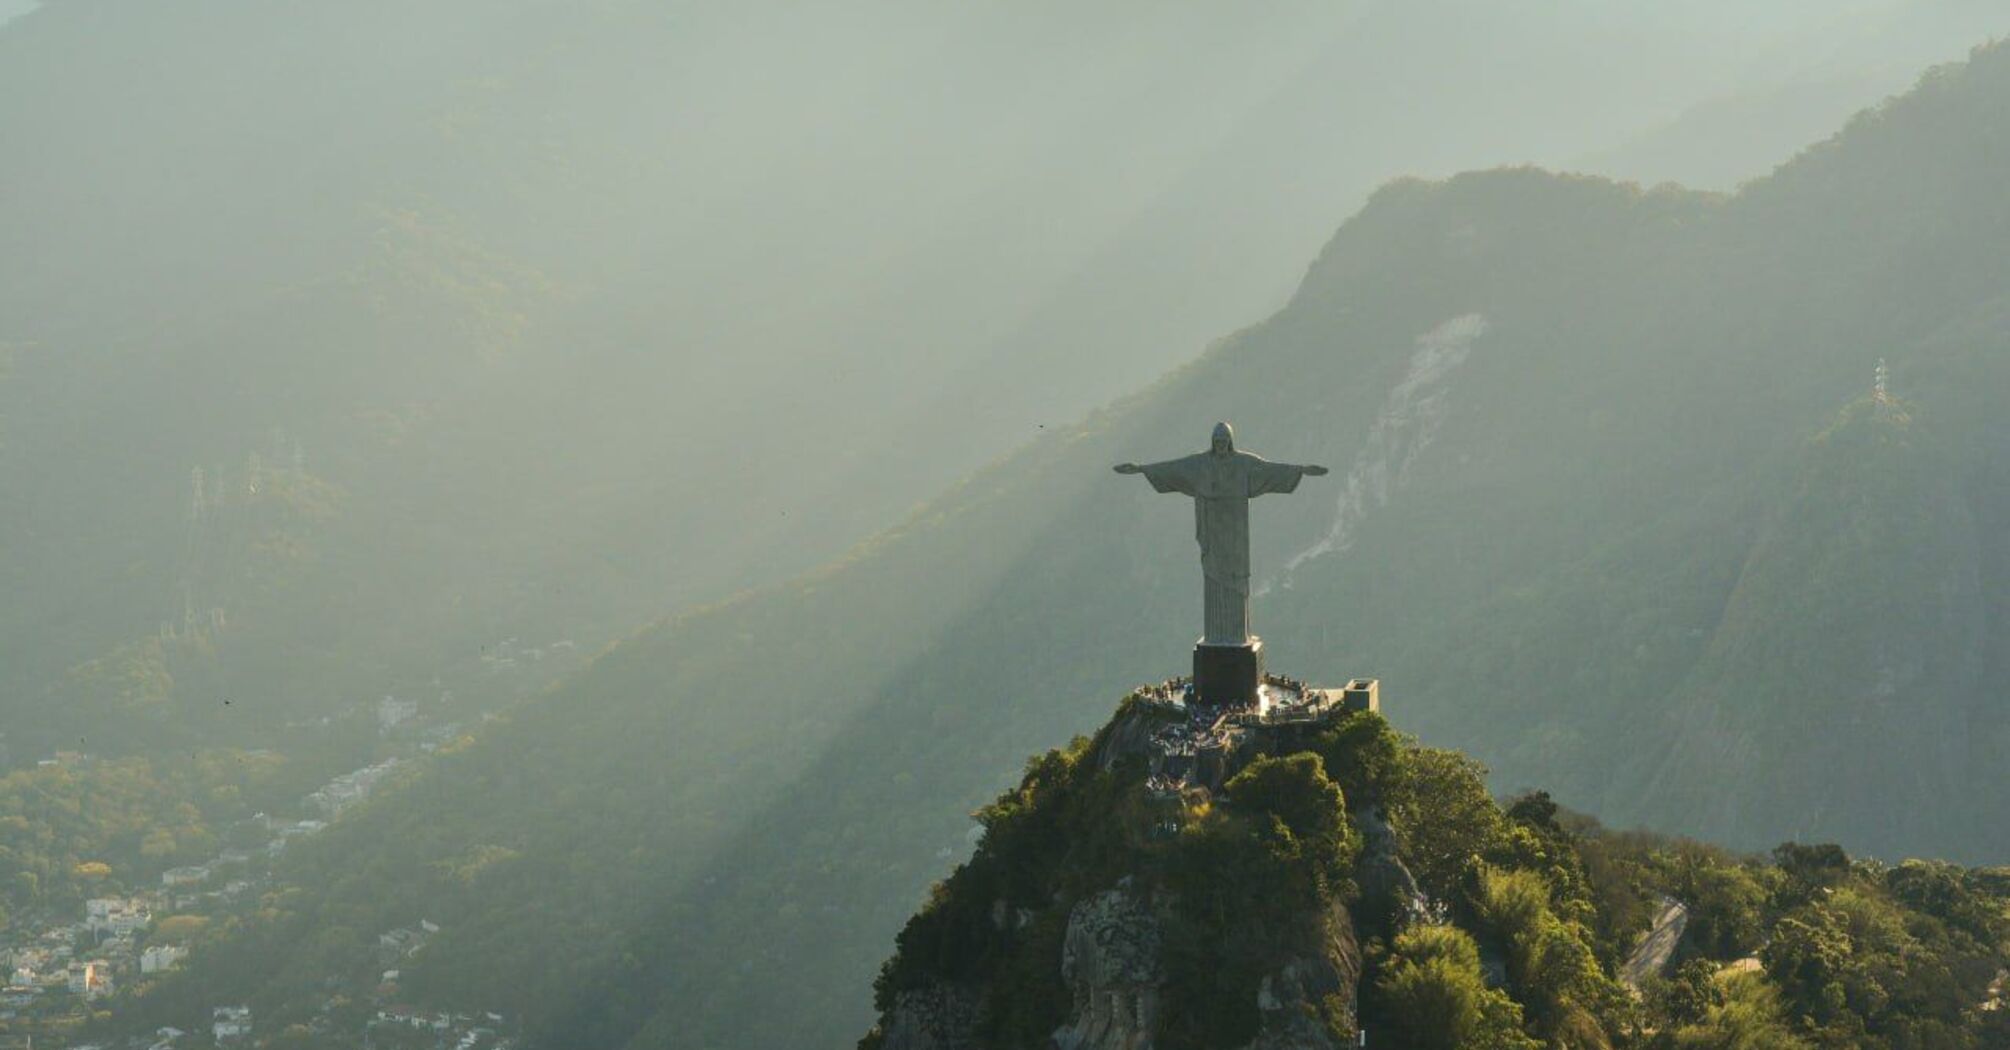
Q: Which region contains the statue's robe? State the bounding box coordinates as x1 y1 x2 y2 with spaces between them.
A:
1137 450 1315 645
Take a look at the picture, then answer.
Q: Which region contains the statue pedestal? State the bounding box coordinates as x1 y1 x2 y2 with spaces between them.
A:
1193 637 1263 707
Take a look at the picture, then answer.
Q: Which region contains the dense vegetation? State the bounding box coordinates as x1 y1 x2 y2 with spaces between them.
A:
864 703 2010 1049
0 749 335 923
867 717 1365 1050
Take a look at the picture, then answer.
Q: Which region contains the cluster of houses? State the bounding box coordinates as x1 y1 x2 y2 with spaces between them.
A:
2 875 275 1029
305 758 402 818
209 1004 252 1042
63 1007 258 1050
378 694 421 733
377 920 439 963
83 899 150 940
368 1007 515 1050
3 895 157 1015
0 751 432 1042
0 701 552 1048
478 636 577 675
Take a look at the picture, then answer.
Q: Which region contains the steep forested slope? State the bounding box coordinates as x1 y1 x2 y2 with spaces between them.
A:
122 40 2010 1049
1633 401 1989 850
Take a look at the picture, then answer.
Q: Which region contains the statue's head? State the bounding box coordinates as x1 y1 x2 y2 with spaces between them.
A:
1210 421 1235 455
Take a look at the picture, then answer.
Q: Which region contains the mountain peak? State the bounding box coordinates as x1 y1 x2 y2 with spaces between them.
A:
861 684 1405 1050
860 682 2010 1049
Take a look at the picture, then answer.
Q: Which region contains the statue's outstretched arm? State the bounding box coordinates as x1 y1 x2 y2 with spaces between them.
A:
1115 456 1203 495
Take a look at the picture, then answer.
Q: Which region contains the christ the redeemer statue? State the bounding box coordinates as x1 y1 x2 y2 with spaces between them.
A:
1116 422 1327 704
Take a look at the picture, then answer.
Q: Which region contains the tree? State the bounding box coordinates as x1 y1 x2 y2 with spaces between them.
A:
1771 843 1849 905
1506 791 1562 831
1662 847 1771 960
1665 972 1812 1050
1310 711 1409 805
1223 753 1358 887
1374 924 1540 1050
153 915 209 943
1472 865 1622 1045
1389 748 1505 901
1649 958 1725 1028
1761 909 1856 1026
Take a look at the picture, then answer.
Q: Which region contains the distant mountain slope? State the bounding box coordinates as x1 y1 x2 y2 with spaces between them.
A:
125 39 2010 1049
12 0 2005 761
1634 400 1988 848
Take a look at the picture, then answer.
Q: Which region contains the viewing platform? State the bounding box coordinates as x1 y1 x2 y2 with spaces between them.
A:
1124 673 1379 725
1114 672 1383 798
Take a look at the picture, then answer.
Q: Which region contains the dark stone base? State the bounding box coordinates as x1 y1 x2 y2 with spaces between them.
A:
1193 637 1263 707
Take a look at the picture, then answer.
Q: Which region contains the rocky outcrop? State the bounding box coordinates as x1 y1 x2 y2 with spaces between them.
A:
1240 901 1361 1050
870 697 1390 1050
1054 881 1164 1050
1353 806 1424 930
1050 883 1360 1050
874 982 982 1050
1094 704 1172 771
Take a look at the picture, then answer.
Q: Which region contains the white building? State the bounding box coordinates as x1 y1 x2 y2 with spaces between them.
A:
307 759 401 818
213 1005 252 1042
108 908 151 937
378 694 418 732
161 865 210 888
84 897 149 937
141 944 188 974
377 927 426 957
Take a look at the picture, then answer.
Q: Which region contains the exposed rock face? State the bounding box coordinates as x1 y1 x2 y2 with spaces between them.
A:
1049 883 1360 1050
1054 882 1164 1050
1240 901 1361 1050
1095 706 1167 771
1354 806 1424 929
875 701 1381 1050
876 983 981 1050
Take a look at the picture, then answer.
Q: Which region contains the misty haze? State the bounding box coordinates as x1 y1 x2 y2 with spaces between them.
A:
3 2 2010 1048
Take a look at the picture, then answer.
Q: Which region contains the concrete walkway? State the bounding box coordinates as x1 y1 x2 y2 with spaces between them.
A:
1622 896 1689 987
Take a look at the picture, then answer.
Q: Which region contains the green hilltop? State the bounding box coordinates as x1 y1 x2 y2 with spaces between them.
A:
859 696 2010 1049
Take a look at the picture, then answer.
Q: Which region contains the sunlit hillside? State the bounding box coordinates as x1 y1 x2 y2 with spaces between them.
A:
101 39 2010 1048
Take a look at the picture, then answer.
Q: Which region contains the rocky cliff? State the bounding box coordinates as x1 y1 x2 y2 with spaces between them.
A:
864 684 1510 1050
857 685 2010 1050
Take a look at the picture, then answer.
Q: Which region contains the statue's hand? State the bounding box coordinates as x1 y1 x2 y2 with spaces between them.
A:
1303 465 1330 477
1113 463 1143 474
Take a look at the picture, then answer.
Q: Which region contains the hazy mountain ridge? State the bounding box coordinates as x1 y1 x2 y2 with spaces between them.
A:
0 206 580 753
110 40 2010 1047
10 0 2005 766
